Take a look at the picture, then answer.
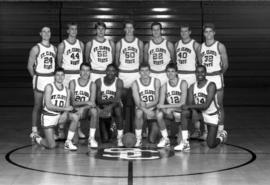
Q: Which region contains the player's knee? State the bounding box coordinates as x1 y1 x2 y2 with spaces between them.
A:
90 108 98 117
156 111 164 121
70 113 79 122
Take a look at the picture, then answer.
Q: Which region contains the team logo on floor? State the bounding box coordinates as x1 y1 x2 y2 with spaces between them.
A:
96 148 162 160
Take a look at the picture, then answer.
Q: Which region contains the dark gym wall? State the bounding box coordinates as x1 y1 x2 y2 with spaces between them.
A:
0 1 270 105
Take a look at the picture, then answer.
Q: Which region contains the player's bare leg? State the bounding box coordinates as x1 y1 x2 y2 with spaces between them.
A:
174 110 190 151
64 112 79 151
134 109 144 147
114 103 124 147
88 107 98 148
156 110 170 148
30 91 43 139
217 89 225 132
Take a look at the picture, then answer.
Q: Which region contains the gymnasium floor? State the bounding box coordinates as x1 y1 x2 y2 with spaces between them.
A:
0 103 270 185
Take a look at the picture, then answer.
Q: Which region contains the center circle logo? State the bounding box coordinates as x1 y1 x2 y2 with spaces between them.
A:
95 148 174 160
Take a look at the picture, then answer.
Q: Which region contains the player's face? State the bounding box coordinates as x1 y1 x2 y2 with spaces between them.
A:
166 68 177 80
139 67 150 79
152 25 162 38
124 23 134 36
80 65 91 80
55 71 65 84
96 25 106 37
67 25 78 37
180 27 191 40
106 66 117 80
195 67 206 81
204 28 215 40
40 27 51 41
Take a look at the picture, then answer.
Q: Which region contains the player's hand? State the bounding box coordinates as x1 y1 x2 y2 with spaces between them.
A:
65 105 73 112
140 101 146 107
157 104 163 109
87 101 96 108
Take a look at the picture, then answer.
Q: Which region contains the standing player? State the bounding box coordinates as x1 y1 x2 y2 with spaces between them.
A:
198 23 229 135
31 67 79 151
156 63 188 148
132 63 161 147
27 26 56 139
180 65 227 150
69 63 98 148
115 20 144 132
144 22 174 85
175 24 204 139
85 21 115 82
57 22 85 138
95 64 124 146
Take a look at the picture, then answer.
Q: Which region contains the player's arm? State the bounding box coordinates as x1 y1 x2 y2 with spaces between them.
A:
143 42 149 63
69 80 89 107
146 78 161 109
187 84 194 105
109 40 116 64
27 45 38 77
105 79 123 110
185 82 216 111
85 41 92 64
196 45 203 65
138 40 144 64
89 82 97 107
193 41 200 65
157 84 166 109
44 84 72 112
57 42 65 67
131 81 142 108
167 41 175 63
79 41 85 62
219 42 229 74
95 78 103 105
115 40 121 67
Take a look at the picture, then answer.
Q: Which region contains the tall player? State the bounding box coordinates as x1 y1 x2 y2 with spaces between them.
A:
85 21 115 82
181 65 227 149
95 64 124 146
144 22 175 85
69 63 98 148
198 23 229 134
115 20 144 132
57 22 85 138
156 63 188 149
31 67 79 151
132 63 161 147
27 26 56 139
175 24 204 140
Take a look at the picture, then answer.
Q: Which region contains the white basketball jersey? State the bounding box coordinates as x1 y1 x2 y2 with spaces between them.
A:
74 78 92 102
43 83 68 115
148 39 171 72
119 38 140 71
176 39 196 72
35 43 56 75
193 80 219 114
90 39 113 71
100 77 117 101
62 39 83 71
136 77 156 104
166 78 182 104
200 41 222 74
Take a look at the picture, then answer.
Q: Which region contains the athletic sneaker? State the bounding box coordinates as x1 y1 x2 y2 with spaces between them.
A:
117 137 124 147
190 130 201 139
88 137 98 148
174 141 190 151
198 132 208 141
30 132 39 142
64 140 77 151
78 128 86 139
217 130 228 143
135 138 142 147
157 137 170 148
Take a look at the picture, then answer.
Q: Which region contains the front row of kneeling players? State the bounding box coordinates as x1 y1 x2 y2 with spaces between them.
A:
32 62 227 151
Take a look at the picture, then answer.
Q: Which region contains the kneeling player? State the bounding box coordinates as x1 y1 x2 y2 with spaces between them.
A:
31 68 79 151
181 65 227 150
156 63 189 149
132 63 162 147
69 62 98 148
95 64 124 146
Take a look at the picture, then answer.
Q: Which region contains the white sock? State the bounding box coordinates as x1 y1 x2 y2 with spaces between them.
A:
32 126 38 133
117 129 123 138
182 130 188 142
161 129 168 138
36 137 42 144
135 129 142 139
67 131 75 141
218 125 224 131
89 128 96 139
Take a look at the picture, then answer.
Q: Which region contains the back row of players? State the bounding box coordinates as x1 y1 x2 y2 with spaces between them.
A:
27 21 228 151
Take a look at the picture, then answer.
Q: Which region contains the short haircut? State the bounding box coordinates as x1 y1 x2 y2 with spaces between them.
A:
203 23 215 32
166 62 178 72
95 21 106 29
106 63 118 71
196 64 207 72
180 23 191 30
67 22 78 29
54 67 65 74
40 26 51 32
80 62 91 70
139 62 150 70
151 22 162 30
123 20 135 29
